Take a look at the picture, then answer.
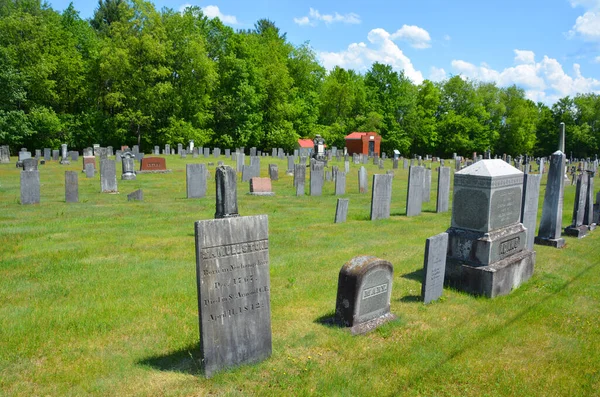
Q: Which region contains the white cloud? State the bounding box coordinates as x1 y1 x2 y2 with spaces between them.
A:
429 67 447 81
319 28 424 84
450 50 600 103
294 8 361 26
594 56 600 63
570 11 600 40
202 5 238 25
390 25 432 49
443 34 451 41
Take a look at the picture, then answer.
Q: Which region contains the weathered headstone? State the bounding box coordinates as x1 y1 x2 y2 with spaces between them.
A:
43 148 51 161
20 170 40 205
436 166 451 213
294 164 305 196
422 168 431 203
446 160 534 298
84 163 95 178
310 163 324 196
370 174 393 220
335 198 349 223
564 172 589 238
22 158 38 171
287 156 294 175
187 163 207 199
268 164 278 181
358 166 368 194
421 232 449 304
204 147 210 158
520 174 542 251
65 171 79 203
60 144 70 165
583 171 596 231
236 153 245 173
335 256 395 335
139 157 168 172
215 165 239 219
406 166 424 216
121 154 136 180
335 172 346 195
242 163 260 182
0 145 10 163
194 215 271 378
127 189 143 201
535 151 566 248
52 150 59 161
100 159 118 193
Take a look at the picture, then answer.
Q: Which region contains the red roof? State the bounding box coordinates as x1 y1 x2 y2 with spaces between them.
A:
345 132 377 139
298 139 313 148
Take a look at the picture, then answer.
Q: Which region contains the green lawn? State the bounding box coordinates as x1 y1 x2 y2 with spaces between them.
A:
1 155 599 396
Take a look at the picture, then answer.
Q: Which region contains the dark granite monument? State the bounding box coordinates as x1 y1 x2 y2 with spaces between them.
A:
215 165 239 219
535 151 566 248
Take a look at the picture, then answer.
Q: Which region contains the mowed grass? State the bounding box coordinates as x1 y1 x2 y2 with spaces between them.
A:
1 155 599 396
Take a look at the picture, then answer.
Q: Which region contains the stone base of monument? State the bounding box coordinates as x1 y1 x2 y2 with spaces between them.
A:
247 192 275 196
589 223 597 231
60 160 70 165
137 169 172 174
121 173 136 180
349 312 396 335
534 236 566 248
564 225 588 238
445 250 535 298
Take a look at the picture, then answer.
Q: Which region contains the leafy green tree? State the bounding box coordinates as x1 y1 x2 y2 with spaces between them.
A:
498 85 537 155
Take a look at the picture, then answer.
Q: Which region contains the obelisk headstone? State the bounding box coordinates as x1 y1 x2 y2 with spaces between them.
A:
535 151 566 248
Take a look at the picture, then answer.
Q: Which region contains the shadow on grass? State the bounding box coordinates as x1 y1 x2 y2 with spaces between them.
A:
399 259 600 392
399 295 421 303
402 268 423 282
138 343 202 375
391 210 407 216
314 311 342 328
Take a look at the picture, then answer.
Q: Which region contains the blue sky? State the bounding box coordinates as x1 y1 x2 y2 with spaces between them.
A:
49 0 600 104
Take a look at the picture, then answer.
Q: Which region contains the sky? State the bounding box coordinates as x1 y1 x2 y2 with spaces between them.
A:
48 0 600 104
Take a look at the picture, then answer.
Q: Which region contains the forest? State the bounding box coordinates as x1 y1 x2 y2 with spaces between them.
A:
0 0 599 158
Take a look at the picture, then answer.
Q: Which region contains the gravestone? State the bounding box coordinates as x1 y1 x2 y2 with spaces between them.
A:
82 156 96 172
294 164 305 196
287 156 294 175
65 171 79 203
520 174 542 251
535 151 566 248
393 158 398 169
335 172 346 195
177 143 183 155
100 159 118 193
0 146 9 163
195 215 271 378
181 150 187 159
564 172 589 238
436 166 451 213
204 147 210 158
345 160 350 173
127 189 143 201
358 166 368 194
335 198 349 223
187 163 207 199
52 150 59 161
370 174 393 220
214 148 221 158
421 232 449 304
310 163 324 196
268 164 278 181
60 144 70 165
249 177 274 196
225 149 231 157
139 157 168 172
70 151 79 161
335 256 395 335
403 159 408 169
20 170 40 205
236 153 245 173
446 159 535 298
154 146 160 155
121 154 136 180
422 168 431 203
22 158 38 171
242 163 260 182
406 166 424 216
215 165 239 219
583 171 596 231
85 163 95 178
43 148 51 161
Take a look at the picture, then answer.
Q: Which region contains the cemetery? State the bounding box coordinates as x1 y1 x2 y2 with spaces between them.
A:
1 145 599 395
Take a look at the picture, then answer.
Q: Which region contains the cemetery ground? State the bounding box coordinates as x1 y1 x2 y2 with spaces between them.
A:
1 155 599 396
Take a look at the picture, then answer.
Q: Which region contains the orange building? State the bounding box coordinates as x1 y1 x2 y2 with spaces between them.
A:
345 132 381 156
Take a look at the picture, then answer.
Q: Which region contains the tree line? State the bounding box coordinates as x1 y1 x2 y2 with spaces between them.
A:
1 0 599 158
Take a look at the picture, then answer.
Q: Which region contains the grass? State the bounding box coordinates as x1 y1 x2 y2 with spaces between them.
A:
1 154 599 396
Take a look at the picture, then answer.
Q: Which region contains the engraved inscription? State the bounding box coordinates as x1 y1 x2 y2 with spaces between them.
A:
499 237 520 255
362 283 388 299
490 187 521 229
201 239 269 260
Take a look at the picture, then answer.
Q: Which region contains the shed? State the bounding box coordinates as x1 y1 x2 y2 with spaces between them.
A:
345 132 381 156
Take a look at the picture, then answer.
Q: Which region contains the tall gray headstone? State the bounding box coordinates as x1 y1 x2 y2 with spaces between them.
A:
20 170 40 205
335 198 349 223
100 159 118 193
268 164 278 181
564 172 589 238
22 158 38 171
65 171 79 203
422 168 431 203
1 145 10 163
52 150 59 161
535 151 566 248
370 174 393 220
236 153 245 173
121 155 136 180
294 164 305 196
358 166 368 194
60 144 70 165
583 171 596 230
335 172 346 195
520 174 541 251
406 166 424 216
421 232 449 304
85 163 95 178
310 163 324 196
43 148 50 161
195 215 271 378
187 163 208 199
215 165 239 219
558 122 565 153
436 166 451 213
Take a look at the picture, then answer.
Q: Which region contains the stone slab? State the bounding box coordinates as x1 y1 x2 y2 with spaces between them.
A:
187 163 207 199
65 171 79 203
406 166 424 216
127 189 143 201
521 174 541 251
436 166 451 213
370 174 393 220
20 170 40 205
335 198 349 223
100 159 118 193
422 232 448 304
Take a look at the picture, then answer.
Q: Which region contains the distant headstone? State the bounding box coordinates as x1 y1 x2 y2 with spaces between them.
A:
268 164 278 181
370 174 393 220
1 146 11 163
406 166 424 216
583 171 596 230
242 163 260 182
52 150 59 161
65 171 79 203
215 165 239 219
335 198 349 223
249 177 274 196
520 174 542 251
100 159 118 193
358 166 368 194
564 172 589 238
194 215 272 378
236 153 245 173
20 170 40 205
43 148 51 161
121 154 136 180
22 158 38 171
287 156 294 174
127 189 143 201
344 160 350 173
84 163 95 178
214 148 221 158
225 149 231 157
187 163 208 199
535 151 566 248
294 164 305 196
421 232 449 304
204 147 210 158
422 168 431 203
82 156 96 172
60 144 70 165
436 167 451 213
139 157 168 172
70 151 79 161
335 256 395 335
335 172 346 195
310 163 324 196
